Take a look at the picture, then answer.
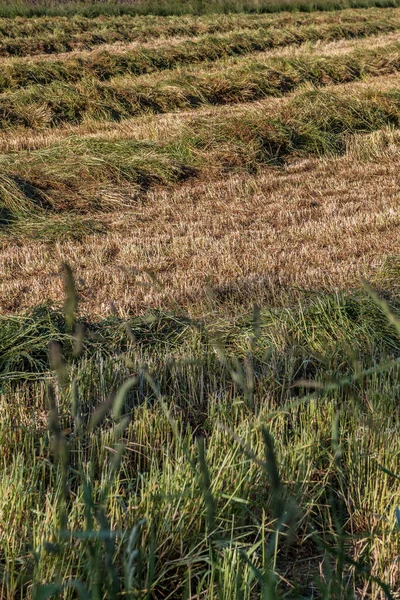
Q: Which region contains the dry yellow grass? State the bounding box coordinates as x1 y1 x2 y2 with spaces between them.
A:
1 143 399 317
1 71 399 153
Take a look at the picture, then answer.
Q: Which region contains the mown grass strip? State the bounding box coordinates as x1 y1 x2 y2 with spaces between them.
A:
3 41 400 128
0 13 303 58
2 83 400 217
0 10 368 57
2 0 400 18
1 16 399 93
0 12 277 41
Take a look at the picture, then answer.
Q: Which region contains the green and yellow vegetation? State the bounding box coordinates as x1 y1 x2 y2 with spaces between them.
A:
3 0 400 17
0 7 397 58
1 2 400 599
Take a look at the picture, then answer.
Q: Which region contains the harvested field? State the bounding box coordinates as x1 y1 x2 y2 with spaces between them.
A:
1 142 400 316
1 3 400 600
3 36 400 128
0 9 389 57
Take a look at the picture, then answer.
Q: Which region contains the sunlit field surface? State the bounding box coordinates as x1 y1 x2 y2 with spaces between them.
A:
0 2 400 598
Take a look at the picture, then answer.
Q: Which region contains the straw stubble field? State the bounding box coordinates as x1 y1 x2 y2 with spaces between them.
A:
1 2 400 599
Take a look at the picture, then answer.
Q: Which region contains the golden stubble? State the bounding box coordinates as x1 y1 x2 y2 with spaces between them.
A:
1 150 399 318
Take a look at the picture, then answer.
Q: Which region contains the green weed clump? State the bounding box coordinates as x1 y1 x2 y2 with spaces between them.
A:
0 265 399 598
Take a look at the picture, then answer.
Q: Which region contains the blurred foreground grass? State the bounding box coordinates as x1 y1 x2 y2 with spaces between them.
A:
1 260 399 598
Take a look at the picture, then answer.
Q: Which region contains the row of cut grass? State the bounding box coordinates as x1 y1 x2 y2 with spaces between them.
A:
3 82 400 216
3 40 400 129
1 15 399 92
0 9 378 56
2 0 400 17
0 12 292 40
1 265 400 597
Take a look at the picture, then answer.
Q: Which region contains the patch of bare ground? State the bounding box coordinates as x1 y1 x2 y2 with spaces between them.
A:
1 148 399 317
